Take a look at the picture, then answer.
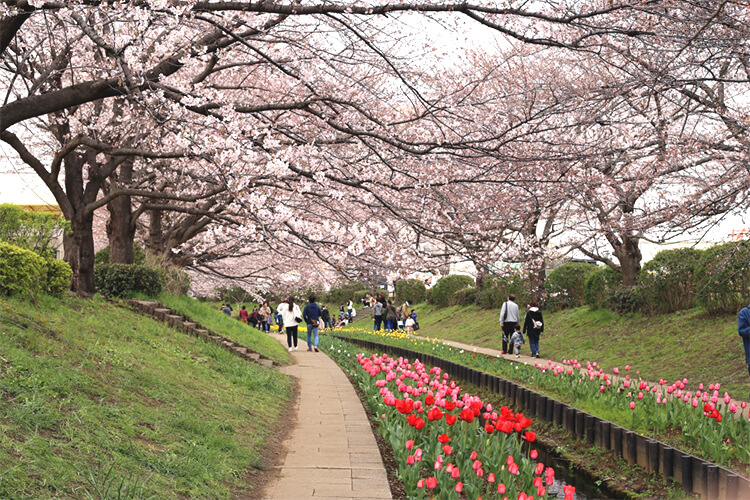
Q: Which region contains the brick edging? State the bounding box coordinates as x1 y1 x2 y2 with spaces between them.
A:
334 335 750 500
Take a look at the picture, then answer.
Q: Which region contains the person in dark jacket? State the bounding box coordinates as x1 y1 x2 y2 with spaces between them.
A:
384 301 398 330
303 295 323 352
321 306 331 330
739 302 750 400
522 299 544 358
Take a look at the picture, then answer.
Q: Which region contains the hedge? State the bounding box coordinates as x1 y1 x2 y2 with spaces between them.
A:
94 263 163 298
45 258 72 295
429 274 474 307
695 240 750 314
545 262 599 310
584 267 622 309
638 248 703 314
0 242 46 296
394 279 427 304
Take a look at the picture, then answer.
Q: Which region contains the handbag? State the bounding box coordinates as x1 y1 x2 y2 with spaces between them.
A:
311 320 319 327
294 316 303 323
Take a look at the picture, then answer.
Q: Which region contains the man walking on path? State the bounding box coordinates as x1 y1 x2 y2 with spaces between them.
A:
372 299 383 331
739 302 750 399
303 295 323 352
499 294 520 355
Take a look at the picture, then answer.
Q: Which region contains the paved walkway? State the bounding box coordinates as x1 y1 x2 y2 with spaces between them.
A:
262 333 392 500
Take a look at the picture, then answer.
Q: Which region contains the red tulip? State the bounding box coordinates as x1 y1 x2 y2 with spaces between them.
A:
425 394 435 405
443 444 453 455
438 433 451 444
425 476 437 489
405 440 414 450
523 431 536 442
488 473 496 483
454 482 463 493
445 413 457 425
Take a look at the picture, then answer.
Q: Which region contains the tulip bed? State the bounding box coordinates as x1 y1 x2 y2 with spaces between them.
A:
321 336 575 500
329 328 750 468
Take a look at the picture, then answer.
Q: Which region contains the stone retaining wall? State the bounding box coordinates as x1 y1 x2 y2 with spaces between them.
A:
128 299 276 368
336 336 750 500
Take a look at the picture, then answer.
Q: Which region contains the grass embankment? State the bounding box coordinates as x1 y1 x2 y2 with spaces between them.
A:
416 304 748 399
0 294 292 499
158 294 291 365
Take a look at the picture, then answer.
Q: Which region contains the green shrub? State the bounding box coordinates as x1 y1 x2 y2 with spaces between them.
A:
584 267 622 309
94 263 163 298
695 240 750 314
429 275 475 307
545 262 599 310
94 244 146 265
0 242 46 296
454 286 477 306
395 279 427 304
606 286 644 314
638 248 703 314
478 273 532 310
0 204 69 258
45 258 72 295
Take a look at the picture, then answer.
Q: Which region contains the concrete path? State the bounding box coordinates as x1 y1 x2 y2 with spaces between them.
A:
262 333 392 500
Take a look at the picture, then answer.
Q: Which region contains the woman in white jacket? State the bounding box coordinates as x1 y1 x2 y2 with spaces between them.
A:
277 297 303 352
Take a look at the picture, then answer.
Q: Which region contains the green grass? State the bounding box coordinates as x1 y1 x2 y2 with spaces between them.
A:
416 303 748 399
157 294 291 365
0 294 293 499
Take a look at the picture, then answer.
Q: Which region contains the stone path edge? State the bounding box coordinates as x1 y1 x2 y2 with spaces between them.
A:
333 334 750 500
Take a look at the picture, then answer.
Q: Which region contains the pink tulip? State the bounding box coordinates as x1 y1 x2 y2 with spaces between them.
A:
454 482 463 493
629 401 636 410
692 398 699 407
407 455 414 465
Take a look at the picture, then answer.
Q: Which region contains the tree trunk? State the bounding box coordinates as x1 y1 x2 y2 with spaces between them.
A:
613 233 642 287
106 159 135 264
61 151 101 296
64 208 97 295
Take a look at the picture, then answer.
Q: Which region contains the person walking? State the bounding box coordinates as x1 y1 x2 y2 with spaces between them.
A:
259 300 272 333
321 306 331 330
239 305 249 324
372 299 384 331
739 302 750 400
522 299 544 358
347 298 354 322
303 295 323 352
277 297 302 352
384 300 398 330
499 294 520 355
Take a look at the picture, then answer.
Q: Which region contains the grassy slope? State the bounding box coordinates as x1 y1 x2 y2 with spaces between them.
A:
416 303 748 399
0 294 292 499
158 294 291 365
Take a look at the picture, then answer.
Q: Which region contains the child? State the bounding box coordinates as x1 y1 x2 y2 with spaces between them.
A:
405 315 416 333
510 324 524 358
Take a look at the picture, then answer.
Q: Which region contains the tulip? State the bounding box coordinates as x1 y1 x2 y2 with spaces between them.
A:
488 472 496 483
498 483 506 494
451 466 460 479
530 450 538 460
629 401 636 410
416 479 424 489
443 444 453 455
471 450 478 460
405 440 414 450
425 476 437 489
438 433 451 444
454 482 463 493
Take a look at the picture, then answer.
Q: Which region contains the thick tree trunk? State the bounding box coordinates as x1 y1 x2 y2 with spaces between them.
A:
106 160 135 264
61 152 101 296
613 234 642 287
64 210 96 295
